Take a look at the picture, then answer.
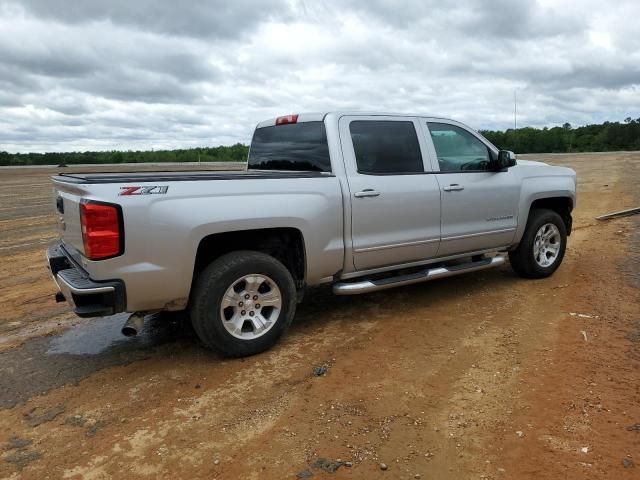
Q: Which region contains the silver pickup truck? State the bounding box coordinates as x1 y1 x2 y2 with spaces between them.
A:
48 112 576 357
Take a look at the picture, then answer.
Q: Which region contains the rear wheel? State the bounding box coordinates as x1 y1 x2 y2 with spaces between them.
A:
509 209 567 278
190 251 297 357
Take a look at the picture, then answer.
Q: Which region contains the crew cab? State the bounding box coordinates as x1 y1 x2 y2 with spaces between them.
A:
48 112 576 357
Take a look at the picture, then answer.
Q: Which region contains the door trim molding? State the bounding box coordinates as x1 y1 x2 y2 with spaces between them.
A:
441 227 515 242
353 237 440 253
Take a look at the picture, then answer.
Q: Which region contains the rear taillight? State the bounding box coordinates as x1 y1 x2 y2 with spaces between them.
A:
80 201 123 260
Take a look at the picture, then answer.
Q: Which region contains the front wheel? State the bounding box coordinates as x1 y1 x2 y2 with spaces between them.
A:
509 209 567 278
190 251 297 357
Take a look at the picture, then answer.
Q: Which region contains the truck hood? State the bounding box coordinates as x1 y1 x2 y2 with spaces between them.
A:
516 159 549 167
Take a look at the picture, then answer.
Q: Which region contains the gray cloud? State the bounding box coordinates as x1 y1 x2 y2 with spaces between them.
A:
0 0 638 152
8 0 292 39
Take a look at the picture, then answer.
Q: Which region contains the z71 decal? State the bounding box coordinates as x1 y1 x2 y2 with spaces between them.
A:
119 186 169 196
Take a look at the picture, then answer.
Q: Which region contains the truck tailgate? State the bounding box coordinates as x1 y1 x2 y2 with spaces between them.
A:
52 180 88 261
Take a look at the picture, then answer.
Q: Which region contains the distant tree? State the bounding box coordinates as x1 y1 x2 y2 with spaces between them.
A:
481 117 640 154
563 123 573 152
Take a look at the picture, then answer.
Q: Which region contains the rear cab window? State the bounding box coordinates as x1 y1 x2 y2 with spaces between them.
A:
349 121 424 174
248 121 331 172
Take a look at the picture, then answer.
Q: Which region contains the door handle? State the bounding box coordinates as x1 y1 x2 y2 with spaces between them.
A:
443 184 464 192
354 189 381 198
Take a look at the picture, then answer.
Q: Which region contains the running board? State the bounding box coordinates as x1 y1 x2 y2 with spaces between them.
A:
333 256 505 295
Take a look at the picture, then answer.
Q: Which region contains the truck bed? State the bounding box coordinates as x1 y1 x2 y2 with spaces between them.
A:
53 170 333 184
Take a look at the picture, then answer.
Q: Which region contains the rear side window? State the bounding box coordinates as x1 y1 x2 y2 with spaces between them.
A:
248 121 331 172
349 121 423 174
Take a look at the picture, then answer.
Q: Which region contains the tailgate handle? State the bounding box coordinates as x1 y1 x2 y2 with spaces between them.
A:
354 189 381 198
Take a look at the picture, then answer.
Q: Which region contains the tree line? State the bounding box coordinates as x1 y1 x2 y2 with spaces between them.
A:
0 143 250 166
1 118 639 166
480 117 640 153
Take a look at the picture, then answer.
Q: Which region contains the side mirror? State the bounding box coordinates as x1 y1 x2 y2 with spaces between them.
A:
496 150 517 170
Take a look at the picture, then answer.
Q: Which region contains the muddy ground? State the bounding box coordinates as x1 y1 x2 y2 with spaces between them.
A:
0 153 638 480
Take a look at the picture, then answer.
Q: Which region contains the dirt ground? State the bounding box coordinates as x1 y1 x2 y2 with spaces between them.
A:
0 153 638 480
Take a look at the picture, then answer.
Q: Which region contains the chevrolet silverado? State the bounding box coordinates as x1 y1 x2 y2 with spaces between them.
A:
47 112 576 356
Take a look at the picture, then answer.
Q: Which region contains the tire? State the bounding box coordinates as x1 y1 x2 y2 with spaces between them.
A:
190 251 297 357
509 208 567 279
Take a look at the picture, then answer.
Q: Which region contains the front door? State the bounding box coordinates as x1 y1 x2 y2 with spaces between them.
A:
339 116 441 271
425 121 520 256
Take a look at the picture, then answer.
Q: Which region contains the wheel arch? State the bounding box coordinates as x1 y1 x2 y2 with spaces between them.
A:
192 227 307 291
513 195 574 248
528 197 573 234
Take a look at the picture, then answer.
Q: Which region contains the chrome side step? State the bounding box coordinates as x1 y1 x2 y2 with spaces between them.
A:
333 256 505 295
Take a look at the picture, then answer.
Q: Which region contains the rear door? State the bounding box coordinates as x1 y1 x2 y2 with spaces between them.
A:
424 120 520 256
338 115 441 271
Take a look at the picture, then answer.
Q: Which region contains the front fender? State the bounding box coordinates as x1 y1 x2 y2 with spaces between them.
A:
513 170 576 244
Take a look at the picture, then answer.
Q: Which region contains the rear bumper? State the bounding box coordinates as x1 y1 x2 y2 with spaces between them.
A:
47 244 126 318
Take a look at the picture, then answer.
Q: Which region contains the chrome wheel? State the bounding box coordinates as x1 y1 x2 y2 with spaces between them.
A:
533 223 561 267
219 274 282 340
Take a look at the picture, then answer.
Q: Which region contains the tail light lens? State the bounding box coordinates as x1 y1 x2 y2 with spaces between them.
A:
80 201 123 260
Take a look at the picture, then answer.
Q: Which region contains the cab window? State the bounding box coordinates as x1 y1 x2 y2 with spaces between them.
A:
350 121 423 174
248 122 331 172
427 123 491 172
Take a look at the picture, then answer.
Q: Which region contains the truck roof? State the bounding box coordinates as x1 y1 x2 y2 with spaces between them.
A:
256 112 457 128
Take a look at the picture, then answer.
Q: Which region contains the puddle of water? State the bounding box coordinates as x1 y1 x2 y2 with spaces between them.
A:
46 312 187 356
47 313 130 355
1 312 196 408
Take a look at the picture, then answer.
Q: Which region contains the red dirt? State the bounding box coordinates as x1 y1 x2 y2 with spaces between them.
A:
0 153 638 479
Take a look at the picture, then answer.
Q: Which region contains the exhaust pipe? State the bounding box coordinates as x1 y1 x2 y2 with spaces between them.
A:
122 313 145 337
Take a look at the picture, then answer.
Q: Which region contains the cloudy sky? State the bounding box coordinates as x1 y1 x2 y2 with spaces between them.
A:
0 0 638 152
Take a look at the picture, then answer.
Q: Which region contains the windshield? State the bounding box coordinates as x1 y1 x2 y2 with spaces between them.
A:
247 121 331 172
